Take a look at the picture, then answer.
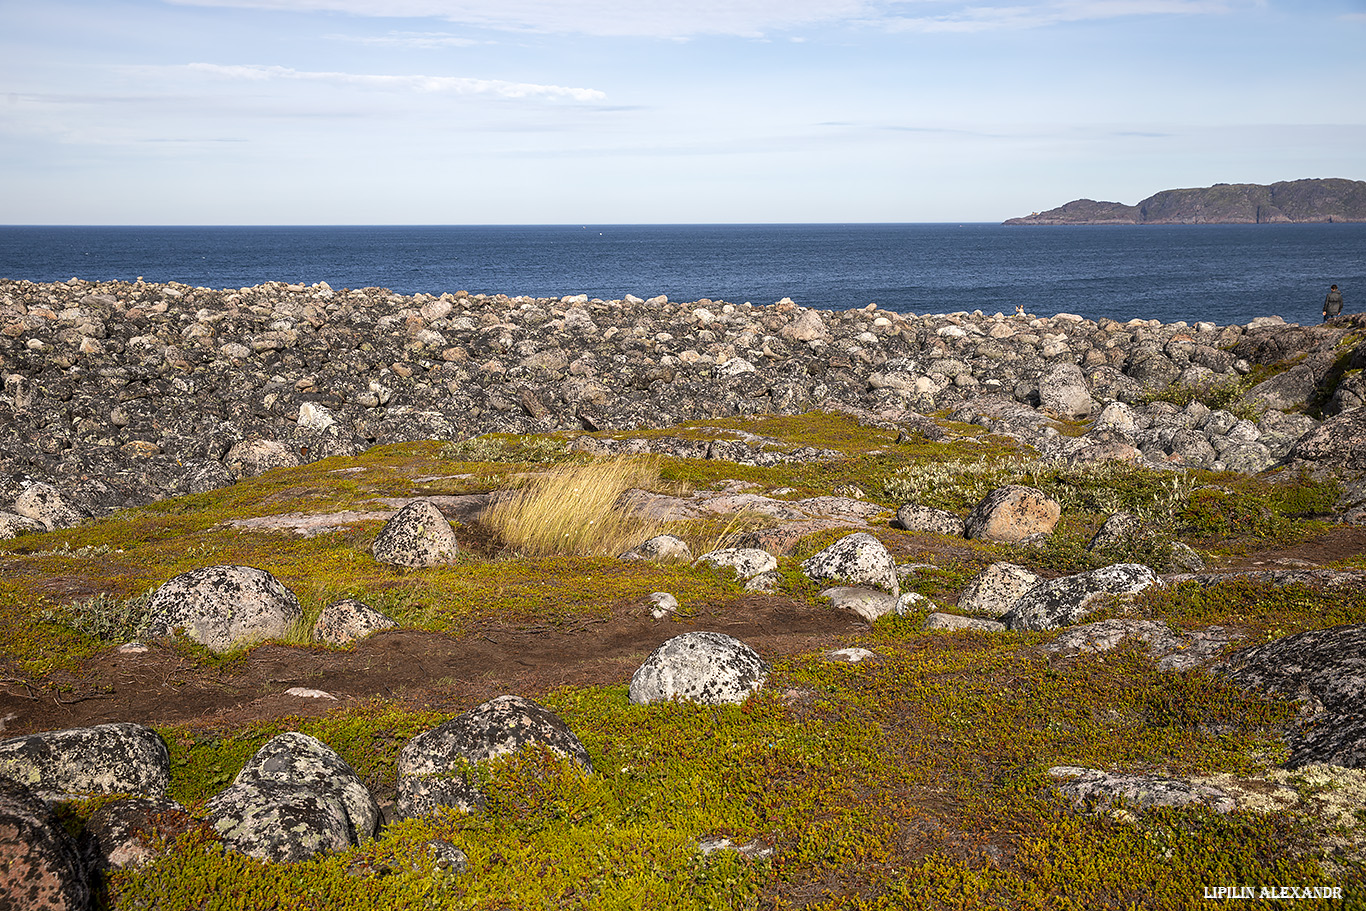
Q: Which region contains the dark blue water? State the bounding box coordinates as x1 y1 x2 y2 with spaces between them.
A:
1 224 1362 327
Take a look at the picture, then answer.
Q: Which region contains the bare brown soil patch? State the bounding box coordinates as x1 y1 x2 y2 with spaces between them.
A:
0 593 861 737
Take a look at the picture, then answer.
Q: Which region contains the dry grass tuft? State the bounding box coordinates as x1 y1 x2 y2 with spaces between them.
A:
479 457 672 558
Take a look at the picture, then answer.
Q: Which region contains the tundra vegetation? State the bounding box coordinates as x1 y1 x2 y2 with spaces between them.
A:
2 410 1365 909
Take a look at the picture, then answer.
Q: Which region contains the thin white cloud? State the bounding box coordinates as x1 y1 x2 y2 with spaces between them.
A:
184 63 606 102
324 31 483 48
880 0 1241 33
159 0 1258 37
163 0 870 38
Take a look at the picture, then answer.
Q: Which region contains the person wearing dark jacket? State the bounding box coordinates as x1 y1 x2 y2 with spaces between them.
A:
1324 285 1343 322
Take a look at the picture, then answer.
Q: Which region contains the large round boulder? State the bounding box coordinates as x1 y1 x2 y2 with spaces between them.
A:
964 485 1062 544
0 722 169 800
800 532 899 598
206 781 354 863
397 695 591 819
371 499 460 568
629 631 769 706
0 778 88 911
206 732 380 862
143 565 303 653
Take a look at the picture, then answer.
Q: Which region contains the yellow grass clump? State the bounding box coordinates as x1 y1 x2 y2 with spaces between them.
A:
479 456 672 558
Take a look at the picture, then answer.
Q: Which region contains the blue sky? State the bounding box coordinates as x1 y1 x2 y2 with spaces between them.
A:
2 0 1363 224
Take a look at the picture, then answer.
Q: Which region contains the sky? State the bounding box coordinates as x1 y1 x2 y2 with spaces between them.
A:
1 0 1364 224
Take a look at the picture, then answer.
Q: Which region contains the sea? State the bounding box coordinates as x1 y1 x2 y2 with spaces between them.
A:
1 223 1363 328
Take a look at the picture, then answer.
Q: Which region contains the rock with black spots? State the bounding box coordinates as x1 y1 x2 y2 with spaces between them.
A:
1002 563 1159 631
143 565 303 653
800 532 899 598
206 732 379 862
629 631 769 706
0 722 169 801
371 499 460 568
313 598 397 645
397 695 592 819
0 778 88 911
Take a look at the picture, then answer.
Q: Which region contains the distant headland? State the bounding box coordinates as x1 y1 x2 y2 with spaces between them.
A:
1004 178 1366 225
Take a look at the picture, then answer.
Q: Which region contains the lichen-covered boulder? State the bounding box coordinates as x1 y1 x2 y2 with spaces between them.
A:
397 695 592 819
820 586 898 623
964 485 1061 544
0 778 88 911
620 534 693 562
371 499 460 568
1088 512 1142 551
143 565 303 653
206 781 353 863
1049 766 1234 814
1038 363 1097 419
800 532 899 598
1001 563 1159 631
206 732 380 862
312 598 397 645
0 511 46 540
79 796 204 872
224 436 302 479
1220 624 1366 768
957 562 1042 617
695 548 777 580
629 631 769 706
0 722 169 800
12 483 86 532
231 732 379 844
892 504 965 536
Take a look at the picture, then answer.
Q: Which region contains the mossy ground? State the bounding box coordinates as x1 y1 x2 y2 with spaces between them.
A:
3 409 1365 908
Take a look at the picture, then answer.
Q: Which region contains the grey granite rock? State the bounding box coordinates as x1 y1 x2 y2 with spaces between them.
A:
1002 563 1159 631
800 532 899 598
629 631 768 706
143 565 303 653
397 695 591 818
371 498 460 568
0 722 169 800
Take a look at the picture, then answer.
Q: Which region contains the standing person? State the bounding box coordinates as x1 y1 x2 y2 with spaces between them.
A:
1324 284 1343 322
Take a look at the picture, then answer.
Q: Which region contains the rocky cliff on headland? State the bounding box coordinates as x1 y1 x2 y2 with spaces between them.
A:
1005 178 1366 225
1 276 1365 530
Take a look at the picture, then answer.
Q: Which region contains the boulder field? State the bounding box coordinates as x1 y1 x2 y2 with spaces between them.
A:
2 277 1365 527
